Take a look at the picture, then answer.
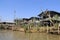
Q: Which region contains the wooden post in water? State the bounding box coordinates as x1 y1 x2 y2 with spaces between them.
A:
58 26 59 34
47 25 48 33
58 23 60 34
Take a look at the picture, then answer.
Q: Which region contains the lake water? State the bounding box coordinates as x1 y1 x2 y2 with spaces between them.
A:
0 30 60 40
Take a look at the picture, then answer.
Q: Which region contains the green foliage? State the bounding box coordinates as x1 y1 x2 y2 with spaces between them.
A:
55 23 58 28
29 23 35 27
54 15 59 19
0 25 5 29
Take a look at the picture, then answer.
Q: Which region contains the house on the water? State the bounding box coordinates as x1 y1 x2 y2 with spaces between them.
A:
38 10 60 26
14 17 40 27
0 22 15 29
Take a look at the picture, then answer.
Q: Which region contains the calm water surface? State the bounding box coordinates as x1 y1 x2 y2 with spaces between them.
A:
0 30 60 40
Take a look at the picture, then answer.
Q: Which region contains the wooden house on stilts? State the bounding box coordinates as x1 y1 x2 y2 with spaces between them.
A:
38 10 60 26
38 10 60 34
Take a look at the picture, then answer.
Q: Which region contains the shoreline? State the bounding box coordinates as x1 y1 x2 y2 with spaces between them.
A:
0 27 50 33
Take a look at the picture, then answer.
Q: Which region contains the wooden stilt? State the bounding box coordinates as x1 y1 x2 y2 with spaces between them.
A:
47 25 48 33
58 23 60 34
58 26 59 34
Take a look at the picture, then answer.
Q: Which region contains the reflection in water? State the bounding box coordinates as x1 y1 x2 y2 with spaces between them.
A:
0 30 60 40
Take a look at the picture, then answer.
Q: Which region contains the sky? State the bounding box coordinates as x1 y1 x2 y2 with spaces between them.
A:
0 0 60 22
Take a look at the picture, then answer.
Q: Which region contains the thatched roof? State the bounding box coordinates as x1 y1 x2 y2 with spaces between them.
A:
23 18 30 21
29 17 40 20
38 10 60 17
